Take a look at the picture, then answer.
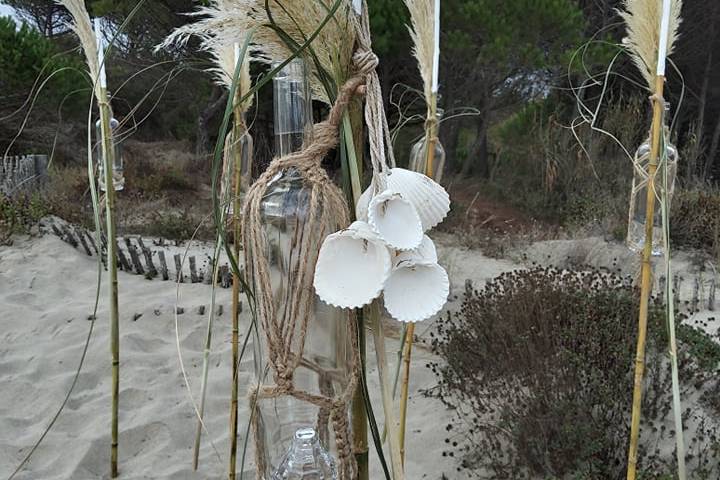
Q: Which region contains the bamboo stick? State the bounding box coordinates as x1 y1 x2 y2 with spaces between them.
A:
398 92 439 464
369 302 405 479
398 322 413 465
98 86 120 479
626 74 665 480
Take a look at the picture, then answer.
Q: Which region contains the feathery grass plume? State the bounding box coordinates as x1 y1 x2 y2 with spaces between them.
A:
208 38 254 111
56 0 101 99
160 0 357 103
620 0 682 89
404 0 435 103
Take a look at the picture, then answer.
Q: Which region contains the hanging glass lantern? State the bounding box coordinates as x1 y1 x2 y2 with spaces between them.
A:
627 107 678 256
408 108 446 182
95 112 125 192
250 58 352 479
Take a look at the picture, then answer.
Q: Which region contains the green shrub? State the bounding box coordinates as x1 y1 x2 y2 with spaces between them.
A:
431 266 719 478
0 193 49 241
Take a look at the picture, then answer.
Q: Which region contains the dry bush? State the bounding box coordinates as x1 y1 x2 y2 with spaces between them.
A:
430 266 719 479
670 188 720 257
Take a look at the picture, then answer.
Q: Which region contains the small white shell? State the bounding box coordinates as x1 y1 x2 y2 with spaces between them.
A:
314 221 392 309
395 234 437 265
367 189 424 251
355 185 373 222
386 168 450 231
383 258 449 323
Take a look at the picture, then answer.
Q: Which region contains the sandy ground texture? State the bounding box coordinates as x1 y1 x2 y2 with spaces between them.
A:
3 232 719 479
0 233 496 480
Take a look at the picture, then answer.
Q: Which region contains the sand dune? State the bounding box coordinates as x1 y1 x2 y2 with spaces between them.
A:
0 234 466 479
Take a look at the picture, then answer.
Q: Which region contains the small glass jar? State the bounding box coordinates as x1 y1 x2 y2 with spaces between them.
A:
251 58 351 477
95 117 125 192
626 128 678 256
409 109 446 182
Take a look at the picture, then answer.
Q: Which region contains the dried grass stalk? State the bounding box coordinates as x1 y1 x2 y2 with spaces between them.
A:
160 0 357 103
56 0 102 100
620 0 682 90
404 0 435 103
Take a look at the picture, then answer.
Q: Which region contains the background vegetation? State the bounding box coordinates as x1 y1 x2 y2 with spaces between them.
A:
2 0 720 232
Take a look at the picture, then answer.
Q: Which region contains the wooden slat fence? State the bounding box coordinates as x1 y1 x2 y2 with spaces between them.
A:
46 219 235 288
1 155 48 195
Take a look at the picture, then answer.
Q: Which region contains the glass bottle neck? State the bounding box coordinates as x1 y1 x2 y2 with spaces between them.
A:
273 58 313 157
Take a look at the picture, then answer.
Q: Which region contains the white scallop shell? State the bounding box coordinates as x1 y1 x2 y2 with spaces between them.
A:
383 258 449 323
314 221 392 309
386 168 450 231
367 189 424 251
395 234 437 265
355 185 373 222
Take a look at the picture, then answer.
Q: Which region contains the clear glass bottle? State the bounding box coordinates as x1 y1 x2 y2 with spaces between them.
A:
95 116 125 192
271 428 337 480
273 58 313 155
627 123 678 256
409 109 446 182
252 58 351 477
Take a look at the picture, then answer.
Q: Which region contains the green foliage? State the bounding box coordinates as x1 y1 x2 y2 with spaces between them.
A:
0 193 49 241
0 16 84 100
367 0 410 57
446 0 583 68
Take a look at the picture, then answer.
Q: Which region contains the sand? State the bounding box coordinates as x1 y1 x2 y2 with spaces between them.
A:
3 231 718 479
0 233 479 479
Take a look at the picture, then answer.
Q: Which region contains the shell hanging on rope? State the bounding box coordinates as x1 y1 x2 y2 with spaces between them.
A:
314 221 392 309
384 240 449 323
386 168 450 231
367 189 424 251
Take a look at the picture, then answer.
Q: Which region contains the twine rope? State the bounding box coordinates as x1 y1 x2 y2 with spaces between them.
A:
353 2 396 194
242 55 375 480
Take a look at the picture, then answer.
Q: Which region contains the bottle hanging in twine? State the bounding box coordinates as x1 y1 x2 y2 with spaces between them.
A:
244 59 370 480
627 103 678 256
95 97 125 192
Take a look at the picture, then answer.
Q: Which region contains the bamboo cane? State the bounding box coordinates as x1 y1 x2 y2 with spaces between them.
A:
229 100 245 480
98 86 120 479
369 302 405 479
626 74 665 480
398 94 438 465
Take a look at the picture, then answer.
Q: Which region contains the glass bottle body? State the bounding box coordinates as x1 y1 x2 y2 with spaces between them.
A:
253 170 351 476
627 136 678 256
252 58 349 477
95 117 125 192
409 111 446 182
